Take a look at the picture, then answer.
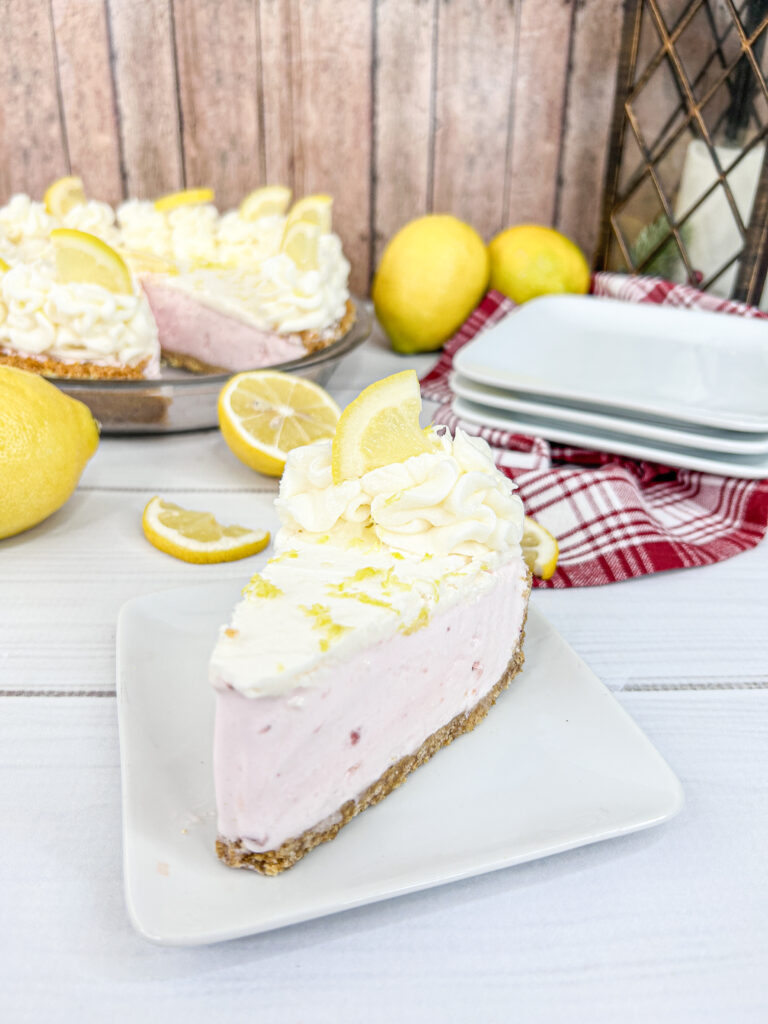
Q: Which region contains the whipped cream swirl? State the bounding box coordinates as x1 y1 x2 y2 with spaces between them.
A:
0 262 160 372
0 195 55 261
276 428 524 560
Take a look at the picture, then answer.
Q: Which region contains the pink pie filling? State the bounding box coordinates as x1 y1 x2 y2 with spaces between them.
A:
141 277 306 372
213 558 529 853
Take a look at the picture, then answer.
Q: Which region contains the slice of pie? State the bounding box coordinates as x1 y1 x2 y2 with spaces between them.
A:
209 371 530 874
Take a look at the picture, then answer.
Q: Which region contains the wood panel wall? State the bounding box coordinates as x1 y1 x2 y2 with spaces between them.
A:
0 0 624 294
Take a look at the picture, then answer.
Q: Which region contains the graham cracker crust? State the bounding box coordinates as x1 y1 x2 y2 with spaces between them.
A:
216 616 529 876
0 348 152 380
162 299 357 374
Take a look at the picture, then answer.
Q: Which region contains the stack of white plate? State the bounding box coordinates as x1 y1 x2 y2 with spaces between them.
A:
450 295 768 479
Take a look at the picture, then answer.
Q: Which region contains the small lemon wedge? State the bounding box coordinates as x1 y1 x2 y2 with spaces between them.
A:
281 219 320 271
0 256 10 272
142 497 270 564
240 185 292 221
51 228 133 293
218 370 341 477
44 175 87 218
285 194 332 233
331 370 432 484
521 516 559 580
119 248 179 276
154 187 215 212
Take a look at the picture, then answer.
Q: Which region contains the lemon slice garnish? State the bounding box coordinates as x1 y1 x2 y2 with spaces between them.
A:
153 188 215 212
240 185 292 221
51 228 133 294
142 497 270 564
44 175 87 218
281 219 320 271
285 194 332 234
0 256 10 272
521 516 559 580
119 248 179 276
218 370 341 477
331 370 432 484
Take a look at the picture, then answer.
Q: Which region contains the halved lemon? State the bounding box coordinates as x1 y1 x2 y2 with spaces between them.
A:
44 175 86 218
51 228 133 293
521 516 559 580
142 496 270 564
285 194 332 233
281 219 320 271
154 187 215 212
240 185 292 221
331 370 432 484
218 370 341 477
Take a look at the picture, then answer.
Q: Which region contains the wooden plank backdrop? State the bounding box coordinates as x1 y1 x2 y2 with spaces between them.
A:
0 0 625 294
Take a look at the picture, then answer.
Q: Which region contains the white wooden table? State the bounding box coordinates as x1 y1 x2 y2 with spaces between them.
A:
2 323 767 1022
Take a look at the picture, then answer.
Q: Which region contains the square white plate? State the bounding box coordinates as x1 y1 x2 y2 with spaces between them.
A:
453 294 768 432
117 579 683 946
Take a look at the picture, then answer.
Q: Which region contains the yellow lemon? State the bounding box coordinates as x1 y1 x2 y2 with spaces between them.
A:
218 370 341 477
0 256 9 272
521 516 559 580
372 215 490 354
331 369 431 483
488 225 590 304
0 366 99 539
142 496 270 564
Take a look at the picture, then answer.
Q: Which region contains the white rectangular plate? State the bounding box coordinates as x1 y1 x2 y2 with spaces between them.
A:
453 294 768 432
117 579 683 946
452 395 768 479
450 371 768 455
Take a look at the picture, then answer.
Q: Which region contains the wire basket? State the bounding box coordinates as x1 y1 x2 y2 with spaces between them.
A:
596 0 768 305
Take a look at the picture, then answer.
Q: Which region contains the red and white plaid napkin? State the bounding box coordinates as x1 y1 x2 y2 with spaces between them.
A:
420 273 768 589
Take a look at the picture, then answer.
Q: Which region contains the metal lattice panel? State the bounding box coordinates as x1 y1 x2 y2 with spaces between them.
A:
597 0 768 304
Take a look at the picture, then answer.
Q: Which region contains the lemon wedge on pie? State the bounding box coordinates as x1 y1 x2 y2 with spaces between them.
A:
142 497 270 564
0 256 9 272
51 228 133 293
44 175 87 218
521 516 559 580
281 219 320 271
240 185 292 221
154 187 215 212
331 369 432 484
218 370 341 477
285 194 332 234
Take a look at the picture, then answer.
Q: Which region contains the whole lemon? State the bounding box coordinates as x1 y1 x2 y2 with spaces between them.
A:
488 225 590 304
373 215 490 353
0 366 99 539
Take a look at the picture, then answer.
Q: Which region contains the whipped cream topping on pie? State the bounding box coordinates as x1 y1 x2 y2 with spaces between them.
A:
0 262 159 371
210 429 524 698
163 233 350 334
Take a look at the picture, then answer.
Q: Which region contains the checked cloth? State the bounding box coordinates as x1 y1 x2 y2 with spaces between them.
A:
420 273 768 588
